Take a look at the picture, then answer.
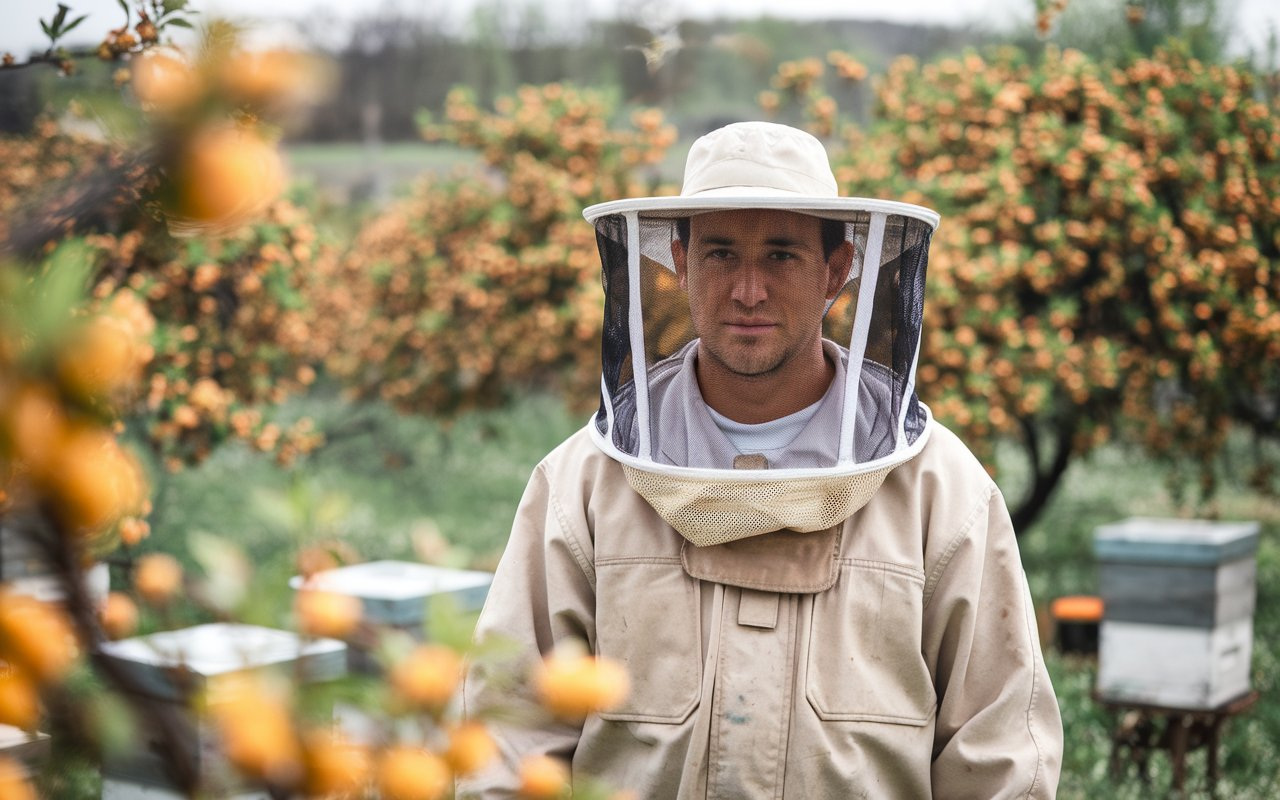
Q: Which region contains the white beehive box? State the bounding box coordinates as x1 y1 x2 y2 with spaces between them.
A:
0 724 50 773
289 560 493 671
101 779 269 800
96 623 346 792
1094 517 1259 709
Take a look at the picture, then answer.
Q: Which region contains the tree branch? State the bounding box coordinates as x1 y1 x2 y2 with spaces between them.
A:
1010 415 1077 533
32 508 202 795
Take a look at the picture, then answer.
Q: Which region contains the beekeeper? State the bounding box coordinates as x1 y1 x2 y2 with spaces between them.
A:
459 121 1063 799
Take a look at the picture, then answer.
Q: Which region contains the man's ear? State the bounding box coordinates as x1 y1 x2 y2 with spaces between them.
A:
672 238 688 290
825 240 855 299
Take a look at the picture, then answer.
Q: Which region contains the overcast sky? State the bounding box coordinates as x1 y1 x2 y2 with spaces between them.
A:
2 0 1274 58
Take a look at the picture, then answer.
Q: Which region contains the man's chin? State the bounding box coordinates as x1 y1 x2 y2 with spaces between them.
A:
719 355 787 380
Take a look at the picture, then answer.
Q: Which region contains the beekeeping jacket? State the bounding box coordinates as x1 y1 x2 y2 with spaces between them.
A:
459 122 1062 799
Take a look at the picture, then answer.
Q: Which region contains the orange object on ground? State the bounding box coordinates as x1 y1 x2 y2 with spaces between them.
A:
1051 595 1104 622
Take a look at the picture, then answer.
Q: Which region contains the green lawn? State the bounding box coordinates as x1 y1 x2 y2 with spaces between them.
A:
109 390 1280 796
285 142 479 170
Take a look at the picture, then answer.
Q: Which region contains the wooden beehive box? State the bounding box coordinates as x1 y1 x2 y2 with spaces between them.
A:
95 623 346 794
1094 517 1259 709
289 560 493 671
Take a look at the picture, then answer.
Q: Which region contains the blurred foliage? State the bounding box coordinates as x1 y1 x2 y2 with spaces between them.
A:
80 195 329 469
806 42 1280 528
1035 0 1231 62
314 84 676 416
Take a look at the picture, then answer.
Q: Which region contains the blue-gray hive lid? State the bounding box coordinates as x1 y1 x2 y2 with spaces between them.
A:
288 560 493 626
97 623 347 702
1093 517 1260 566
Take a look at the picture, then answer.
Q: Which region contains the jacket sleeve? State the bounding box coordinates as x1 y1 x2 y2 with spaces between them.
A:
922 483 1064 799
456 461 597 799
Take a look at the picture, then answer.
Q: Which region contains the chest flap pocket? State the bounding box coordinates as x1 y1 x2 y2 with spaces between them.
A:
806 559 936 725
594 559 701 724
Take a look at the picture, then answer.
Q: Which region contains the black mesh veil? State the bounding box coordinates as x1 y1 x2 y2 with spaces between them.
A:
587 200 937 476
595 213 632 443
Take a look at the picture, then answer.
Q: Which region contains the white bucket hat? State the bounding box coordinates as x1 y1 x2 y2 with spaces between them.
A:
582 121 940 546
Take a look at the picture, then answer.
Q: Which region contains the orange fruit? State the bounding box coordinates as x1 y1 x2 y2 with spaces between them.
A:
43 426 147 533
132 50 200 110
0 757 36 800
517 754 568 799
56 315 138 397
294 589 361 639
444 721 497 776
387 645 462 709
4 383 67 477
211 683 302 785
100 592 139 640
134 553 183 605
295 546 338 579
0 594 79 682
173 125 285 226
118 516 150 546
221 49 316 106
302 728 370 797
376 746 450 800
0 666 39 730
535 651 629 721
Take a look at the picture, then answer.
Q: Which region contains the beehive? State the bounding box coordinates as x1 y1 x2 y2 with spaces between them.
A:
96 623 346 793
289 560 493 671
0 724 49 778
1094 517 1258 709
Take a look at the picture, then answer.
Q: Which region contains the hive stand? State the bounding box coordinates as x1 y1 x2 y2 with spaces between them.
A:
1095 690 1259 797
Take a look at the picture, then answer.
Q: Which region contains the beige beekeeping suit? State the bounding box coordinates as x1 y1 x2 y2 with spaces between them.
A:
458 421 1062 799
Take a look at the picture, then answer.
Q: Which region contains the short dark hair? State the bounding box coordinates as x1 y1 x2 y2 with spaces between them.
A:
675 215 848 260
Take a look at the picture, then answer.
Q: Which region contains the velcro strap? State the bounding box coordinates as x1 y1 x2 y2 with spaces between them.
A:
738 589 780 629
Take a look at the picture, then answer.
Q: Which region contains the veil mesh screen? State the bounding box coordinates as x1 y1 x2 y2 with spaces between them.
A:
595 213 633 445
594 208 932 469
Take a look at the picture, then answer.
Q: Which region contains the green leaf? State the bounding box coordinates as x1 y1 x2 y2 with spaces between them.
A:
250 486 303 533
163 0 190 14
314 491 353 528
86 690 138 759
61 14 89 36
116 0 129 16
39 19 52 39
24 240 94 345
164 17 193 29
52 4 70 34
189 531 253 614
423 593 481 652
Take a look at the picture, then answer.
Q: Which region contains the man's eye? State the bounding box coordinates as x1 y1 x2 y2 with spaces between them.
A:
705 248 733 260
769 250 798 261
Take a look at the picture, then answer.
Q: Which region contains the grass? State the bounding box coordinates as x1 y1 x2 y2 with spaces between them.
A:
138 386 584 573
106 391 1280 796
284 142 478 170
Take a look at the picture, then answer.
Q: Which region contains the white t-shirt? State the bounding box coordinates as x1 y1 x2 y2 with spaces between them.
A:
706 400 822 456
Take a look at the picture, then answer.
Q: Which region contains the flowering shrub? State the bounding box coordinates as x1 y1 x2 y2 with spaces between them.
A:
319 84 677 416
823 44 1280 523
80 201 329 469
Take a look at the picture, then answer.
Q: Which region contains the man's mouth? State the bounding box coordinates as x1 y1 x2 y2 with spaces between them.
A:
725 320 777 334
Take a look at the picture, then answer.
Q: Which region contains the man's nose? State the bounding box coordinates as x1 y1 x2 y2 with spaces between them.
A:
730 262 768 307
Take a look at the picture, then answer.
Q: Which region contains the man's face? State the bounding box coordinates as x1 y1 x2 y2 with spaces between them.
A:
672 209 852 380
